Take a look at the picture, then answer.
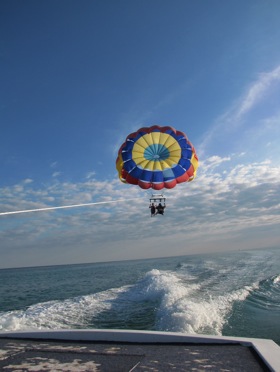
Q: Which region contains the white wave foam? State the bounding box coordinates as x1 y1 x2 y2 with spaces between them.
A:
0 267 261 335
273 274 280 284
0 288 124 332
143 270 257 336
139 269 199 300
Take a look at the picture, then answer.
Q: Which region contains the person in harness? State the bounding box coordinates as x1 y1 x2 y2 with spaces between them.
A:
156 202 166 215
149 203 156 217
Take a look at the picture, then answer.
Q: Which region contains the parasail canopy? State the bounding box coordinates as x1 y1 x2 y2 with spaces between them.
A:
116 125 198 190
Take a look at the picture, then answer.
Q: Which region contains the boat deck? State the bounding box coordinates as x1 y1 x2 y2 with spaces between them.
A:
0 337 270 371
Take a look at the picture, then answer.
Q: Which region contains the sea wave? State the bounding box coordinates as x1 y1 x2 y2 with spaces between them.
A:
146 270 256 335
0 288 125 332
244 273 280 310
0 268 278 336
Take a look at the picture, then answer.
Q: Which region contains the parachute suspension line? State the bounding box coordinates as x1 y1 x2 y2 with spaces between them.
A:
0 198 140 217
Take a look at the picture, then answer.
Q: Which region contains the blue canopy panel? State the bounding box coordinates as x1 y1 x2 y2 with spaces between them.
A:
123 159 137 172
178 158 191 170
122 140 134 152
181 148 193 159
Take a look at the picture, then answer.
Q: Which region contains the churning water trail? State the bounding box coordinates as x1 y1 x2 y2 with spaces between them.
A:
0 248 279 344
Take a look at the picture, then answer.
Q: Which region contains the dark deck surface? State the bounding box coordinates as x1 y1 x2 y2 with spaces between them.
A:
0 337 269 371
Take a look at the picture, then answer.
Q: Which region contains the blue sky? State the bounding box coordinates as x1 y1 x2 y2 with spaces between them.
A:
1 0 280 268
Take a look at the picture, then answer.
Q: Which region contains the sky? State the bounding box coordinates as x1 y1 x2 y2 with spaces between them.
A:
1 0 280 269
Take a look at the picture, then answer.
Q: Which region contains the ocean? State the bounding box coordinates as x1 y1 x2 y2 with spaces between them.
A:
0 248 279 345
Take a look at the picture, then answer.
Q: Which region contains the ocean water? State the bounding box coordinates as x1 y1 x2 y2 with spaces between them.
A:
0 248 279 345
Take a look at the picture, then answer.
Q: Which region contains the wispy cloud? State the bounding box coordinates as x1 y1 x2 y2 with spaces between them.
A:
200 155 231 172
50 161 58 168
52 172 61 178
199 64 280 156
23 178 33 184
85 171 96 179
236 65 280 118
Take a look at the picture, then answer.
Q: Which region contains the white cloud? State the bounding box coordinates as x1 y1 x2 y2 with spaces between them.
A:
23 178 33 184
200 156 231 172
52 172 61 178
1 154 279 268
85 171 96 179
50 161 58 168
236 65 280 118
199 64 280 157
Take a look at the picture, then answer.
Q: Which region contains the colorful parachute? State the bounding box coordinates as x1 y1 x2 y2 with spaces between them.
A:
116 125 198 190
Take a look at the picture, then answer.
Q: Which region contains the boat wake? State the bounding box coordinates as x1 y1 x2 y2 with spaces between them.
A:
2 268 274 337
